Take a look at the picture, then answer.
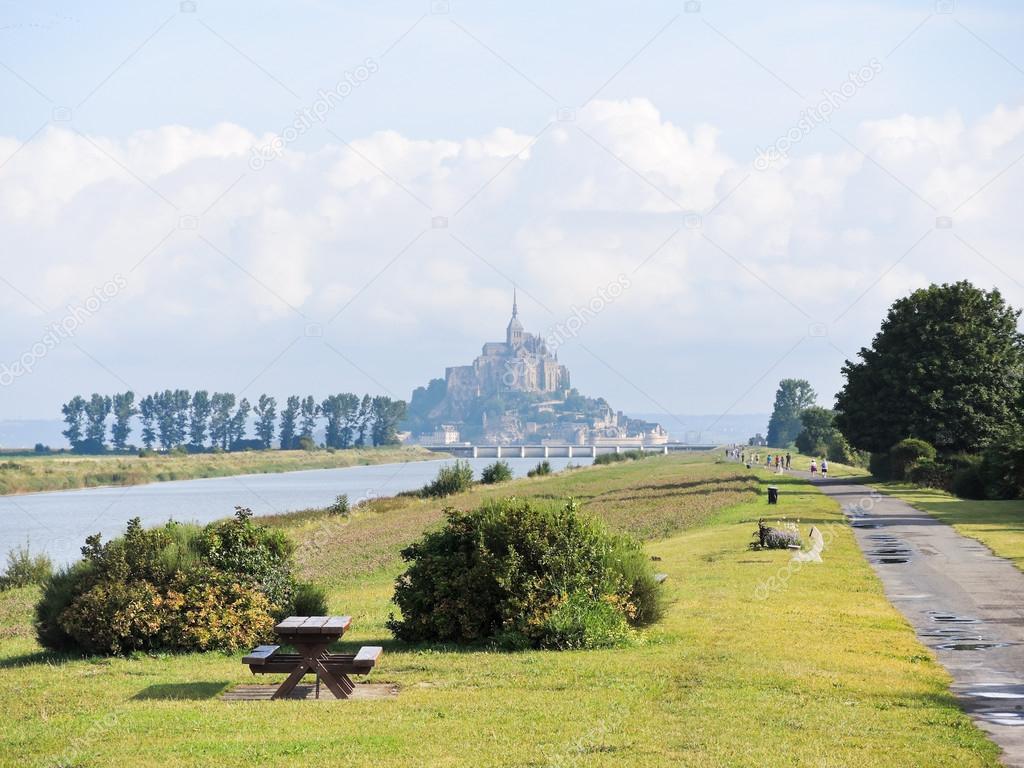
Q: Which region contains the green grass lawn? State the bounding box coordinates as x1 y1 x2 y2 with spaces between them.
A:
0 446 437 496
0 457 999 767
878 484 1024 572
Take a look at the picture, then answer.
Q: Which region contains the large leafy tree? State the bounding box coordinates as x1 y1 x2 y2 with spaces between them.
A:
766 379 817 447
110 392 137 451
835 281 1024 454
82 394 112 453
61 396 87 451
371 396 407 446
138 395 157 450
254 395 277 449
189 391 212 448
279 396 300 450
299 395 319 440
209 392 237 450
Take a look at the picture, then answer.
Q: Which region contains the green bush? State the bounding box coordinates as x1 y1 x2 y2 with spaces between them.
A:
593 452 625 465
889 439 937 481
952 459 987 500
34 508 317 655
480 460 513 484
329 494 350 516
868 452 891 480
527 460 552 478
907 458 951 489
421 460 475 497
387 497 664 649
978 438 1024 500
541 592 632 650
0 544 52 591
292 581 329 616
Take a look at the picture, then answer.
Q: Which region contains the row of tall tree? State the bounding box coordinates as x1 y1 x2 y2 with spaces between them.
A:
60 391 407 453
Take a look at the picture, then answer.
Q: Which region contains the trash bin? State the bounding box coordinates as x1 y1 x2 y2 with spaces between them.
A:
767 486 779 505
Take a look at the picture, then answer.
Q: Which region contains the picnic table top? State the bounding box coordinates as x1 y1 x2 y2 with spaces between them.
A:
274 615 352 637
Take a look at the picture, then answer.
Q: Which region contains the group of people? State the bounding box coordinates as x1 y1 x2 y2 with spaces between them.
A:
725 447 830 479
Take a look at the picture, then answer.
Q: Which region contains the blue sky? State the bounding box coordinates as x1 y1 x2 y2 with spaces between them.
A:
2 0 1024 435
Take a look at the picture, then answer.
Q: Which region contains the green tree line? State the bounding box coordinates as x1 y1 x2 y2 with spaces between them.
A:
60 391 406 454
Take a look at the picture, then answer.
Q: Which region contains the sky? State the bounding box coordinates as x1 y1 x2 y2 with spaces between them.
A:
2 0 1024 435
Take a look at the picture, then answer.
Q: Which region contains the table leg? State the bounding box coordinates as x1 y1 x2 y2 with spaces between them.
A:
272 662 312 700
312 658 351 700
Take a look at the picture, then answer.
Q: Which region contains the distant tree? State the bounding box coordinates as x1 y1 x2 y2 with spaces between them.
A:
229 398 251 448
338 393 361 449
371 396 407 446
110 392 137 451
836 282 1024 453
61 396 86 451
766 379 817 447
253 395 277 449
138 395 157 450
299 395 319 441
209 392 237 450
320 394 348 449
172 389 191 447
82 394 112 453
154 390 176 450
355 394 373 448
189 390 212 448
794 407 837 456
279 396 300 450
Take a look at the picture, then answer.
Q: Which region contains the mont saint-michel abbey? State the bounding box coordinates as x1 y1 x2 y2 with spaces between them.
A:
444 292 570 402
404 292 667 446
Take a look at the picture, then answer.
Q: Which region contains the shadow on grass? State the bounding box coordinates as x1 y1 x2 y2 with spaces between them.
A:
0 650 82 669
133 681 229 700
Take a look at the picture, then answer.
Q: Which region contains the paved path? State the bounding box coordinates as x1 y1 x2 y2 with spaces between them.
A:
801 474 1024 766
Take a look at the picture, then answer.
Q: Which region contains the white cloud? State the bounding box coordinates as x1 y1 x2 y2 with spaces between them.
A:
2 98 1023 416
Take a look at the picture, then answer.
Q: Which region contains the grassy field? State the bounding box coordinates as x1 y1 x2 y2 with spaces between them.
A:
878 484 1024 572
0 446 437 496
0 456 1000 767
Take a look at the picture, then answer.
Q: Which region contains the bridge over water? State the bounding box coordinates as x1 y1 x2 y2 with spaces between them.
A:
424 443 718 459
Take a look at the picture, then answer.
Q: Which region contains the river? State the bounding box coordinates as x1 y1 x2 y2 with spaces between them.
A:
0 457 593 566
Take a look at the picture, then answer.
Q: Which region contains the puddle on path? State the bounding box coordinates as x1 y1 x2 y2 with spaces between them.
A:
937 641 1013 651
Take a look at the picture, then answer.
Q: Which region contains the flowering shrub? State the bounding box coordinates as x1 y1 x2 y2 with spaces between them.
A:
35 508 325 655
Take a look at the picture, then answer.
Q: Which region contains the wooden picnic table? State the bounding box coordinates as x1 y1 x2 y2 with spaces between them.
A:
242 615 382 700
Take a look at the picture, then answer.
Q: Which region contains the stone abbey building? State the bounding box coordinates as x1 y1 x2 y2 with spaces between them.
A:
443 291 570 404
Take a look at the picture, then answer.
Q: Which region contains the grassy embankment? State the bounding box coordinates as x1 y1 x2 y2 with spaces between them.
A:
0 455 1000 767
878 484 1024 573
0 446 438 496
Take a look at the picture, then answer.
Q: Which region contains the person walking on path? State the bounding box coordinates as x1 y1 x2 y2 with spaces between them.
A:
820 458 829 479
810 458 818 478
785 453 792 470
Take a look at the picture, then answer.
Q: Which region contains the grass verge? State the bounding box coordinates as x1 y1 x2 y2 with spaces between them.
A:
877 483 1024 572
0 446 438 496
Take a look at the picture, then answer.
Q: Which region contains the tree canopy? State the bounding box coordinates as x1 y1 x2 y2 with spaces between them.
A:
766 379 817 447
835 281 1024 454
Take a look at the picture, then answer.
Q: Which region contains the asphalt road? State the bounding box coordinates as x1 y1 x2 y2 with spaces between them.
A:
805 475 1024 767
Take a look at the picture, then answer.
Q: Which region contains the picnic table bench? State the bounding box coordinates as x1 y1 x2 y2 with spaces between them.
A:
242 616 383 700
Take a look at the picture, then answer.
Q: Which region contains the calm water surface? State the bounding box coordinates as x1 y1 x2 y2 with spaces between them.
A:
0 457 592 565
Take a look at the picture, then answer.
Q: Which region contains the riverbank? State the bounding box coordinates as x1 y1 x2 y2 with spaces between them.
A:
0 447 440 496
0 454 999 766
